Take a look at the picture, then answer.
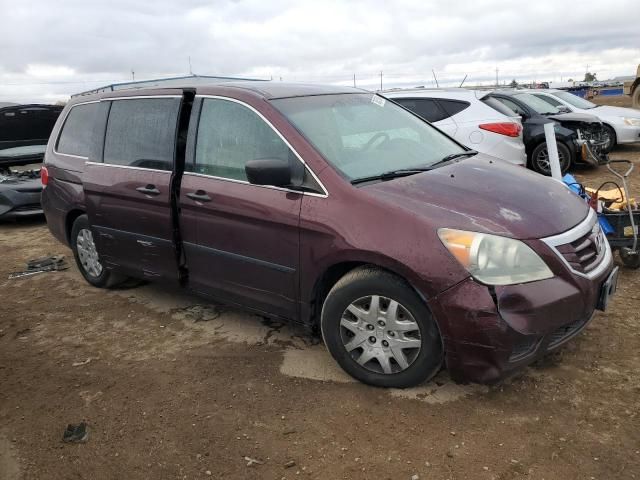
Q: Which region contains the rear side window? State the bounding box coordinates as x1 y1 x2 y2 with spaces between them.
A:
191 98 293 181
533 94 562 107
481 96 518 117
57 103 100 157
394 98 448 123
437 99 470 117
103 98 180 171
492 97 527 116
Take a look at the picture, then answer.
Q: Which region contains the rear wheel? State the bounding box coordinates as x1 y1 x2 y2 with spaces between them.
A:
530 141 571 176
71 214 125 288
601 125 616 154
320 267 442 388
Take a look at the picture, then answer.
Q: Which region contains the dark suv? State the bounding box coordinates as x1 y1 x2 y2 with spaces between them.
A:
42 83 617 387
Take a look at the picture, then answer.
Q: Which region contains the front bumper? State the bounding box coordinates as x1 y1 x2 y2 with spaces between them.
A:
0 185 43 220
613 124 640 144
427 213 614 384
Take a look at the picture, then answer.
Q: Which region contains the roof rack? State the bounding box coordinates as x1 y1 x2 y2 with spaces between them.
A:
71 74 267 98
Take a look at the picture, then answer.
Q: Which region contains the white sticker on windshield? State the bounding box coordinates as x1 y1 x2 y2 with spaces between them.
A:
371 95 386 107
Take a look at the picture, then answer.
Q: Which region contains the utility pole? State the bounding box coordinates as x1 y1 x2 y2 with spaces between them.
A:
380 71 383 91
188 56 193 75
353 73 356 88
495 67 499 87
131 70 135 81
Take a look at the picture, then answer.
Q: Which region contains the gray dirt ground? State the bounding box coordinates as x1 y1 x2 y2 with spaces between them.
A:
1 97 639 480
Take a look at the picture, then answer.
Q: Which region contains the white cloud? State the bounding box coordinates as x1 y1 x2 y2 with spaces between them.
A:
0 0 639 102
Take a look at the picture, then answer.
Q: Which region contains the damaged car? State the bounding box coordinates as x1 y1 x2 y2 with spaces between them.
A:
483 90 608 175
0 103 63 219
0 168 43 219
42 83 617 387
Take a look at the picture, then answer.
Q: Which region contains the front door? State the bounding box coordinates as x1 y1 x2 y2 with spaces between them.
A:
84 94 182 281
179 97 303 320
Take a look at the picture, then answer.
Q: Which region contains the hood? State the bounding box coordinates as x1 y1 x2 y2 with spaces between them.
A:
362 154 589 239
547 112 602 124
591 105 640 119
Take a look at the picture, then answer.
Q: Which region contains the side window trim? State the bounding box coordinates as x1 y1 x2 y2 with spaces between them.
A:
190 94 328 198
53 100 100 159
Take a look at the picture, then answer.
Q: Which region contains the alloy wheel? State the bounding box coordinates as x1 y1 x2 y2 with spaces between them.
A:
76 228 103 278
339 295 422 375
535 147 567 175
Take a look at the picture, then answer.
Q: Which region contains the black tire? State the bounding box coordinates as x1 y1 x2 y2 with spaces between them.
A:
320 266 442 388
632 87 640 110
601 125 616 154
70 214 125 288
530 141 572 176
619 248 640 269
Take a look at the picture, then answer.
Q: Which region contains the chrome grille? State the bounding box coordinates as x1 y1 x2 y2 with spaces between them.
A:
555 225 605 274
541 209 611 279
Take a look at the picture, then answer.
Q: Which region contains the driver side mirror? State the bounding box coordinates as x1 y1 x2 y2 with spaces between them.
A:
245 158 292 187
557 106 571 113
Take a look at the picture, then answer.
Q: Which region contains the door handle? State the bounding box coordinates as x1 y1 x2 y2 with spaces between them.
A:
136 184 160 196
186 190 211 202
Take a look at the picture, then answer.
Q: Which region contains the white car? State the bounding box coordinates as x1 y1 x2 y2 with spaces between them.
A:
530 89 640 152
383 88 526 166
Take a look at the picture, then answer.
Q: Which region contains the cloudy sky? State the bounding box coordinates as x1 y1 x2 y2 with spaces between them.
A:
1 0 639 103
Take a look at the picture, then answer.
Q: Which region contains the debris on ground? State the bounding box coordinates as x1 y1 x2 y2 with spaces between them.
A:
62 422 89 443
9 255 68 279
71 358 92 367
244 456 263 466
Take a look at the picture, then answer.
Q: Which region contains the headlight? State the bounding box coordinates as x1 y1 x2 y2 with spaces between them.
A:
438 228 553 285
623 117 640 127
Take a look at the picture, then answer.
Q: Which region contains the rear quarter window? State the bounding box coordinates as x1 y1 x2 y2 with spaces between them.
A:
437 99 470 117
394 98 448 123
56 103 100 157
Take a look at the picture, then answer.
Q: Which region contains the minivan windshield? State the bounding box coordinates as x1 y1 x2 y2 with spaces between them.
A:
513 93 561 115
552 91 598 109
271 94 466 181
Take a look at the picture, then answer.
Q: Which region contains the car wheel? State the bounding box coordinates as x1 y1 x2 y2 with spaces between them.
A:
71 214 125 288
619 248 640 269
530 142 571 176
601 125 616 154
633 87 640 109
320 266 443 388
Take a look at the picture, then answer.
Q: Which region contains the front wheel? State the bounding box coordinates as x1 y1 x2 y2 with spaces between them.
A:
530 141 572 176
71 214 125 288
321 267 443 388
601 125 616 154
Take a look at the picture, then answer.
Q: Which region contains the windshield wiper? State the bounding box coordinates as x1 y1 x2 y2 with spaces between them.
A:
350 151 478 185
351 167 432 185
429 150 478 168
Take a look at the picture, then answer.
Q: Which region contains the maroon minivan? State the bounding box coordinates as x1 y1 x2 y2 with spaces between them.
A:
41 82 617 387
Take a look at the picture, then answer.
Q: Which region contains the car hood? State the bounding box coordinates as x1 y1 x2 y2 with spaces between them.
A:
547 112 602 124
591 105 640 119
362 154 589 239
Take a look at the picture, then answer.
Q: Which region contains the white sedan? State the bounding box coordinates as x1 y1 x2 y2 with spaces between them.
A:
530 89 640 152
383 88 526 167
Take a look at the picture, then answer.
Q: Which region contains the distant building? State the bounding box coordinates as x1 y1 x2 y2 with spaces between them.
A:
72 74 267 97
